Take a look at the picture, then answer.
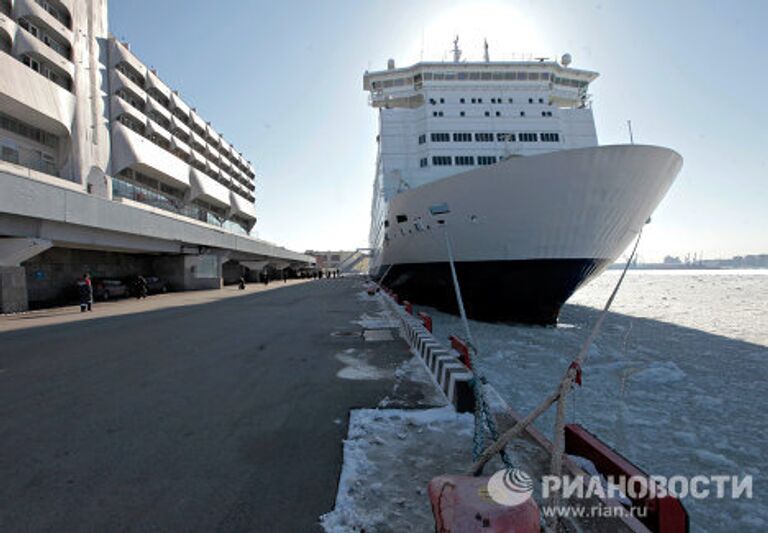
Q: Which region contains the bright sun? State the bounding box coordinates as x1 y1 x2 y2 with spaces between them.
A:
405 2 553 64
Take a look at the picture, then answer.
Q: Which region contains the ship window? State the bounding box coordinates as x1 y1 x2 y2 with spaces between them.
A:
478 98 483 103
460 111 465 117
432 156 452 166
496 111 501 117
484 111 490 117
491 98 496 104
520 111 526 117
440 98 445 104
528 98 534 103
541 133 560 142
475 133 494 142
453 133 472 142
520 133 538 142
539 98 544 103
460 98 465 103
471 98 476 104
396 214 408 223
497 133 515 142
419 157 428 167
508 98 513 103
542 73 550 80
431 133 450 142
384 220 389 228
418 134 426 144
455 156 475 166
478 156 497 165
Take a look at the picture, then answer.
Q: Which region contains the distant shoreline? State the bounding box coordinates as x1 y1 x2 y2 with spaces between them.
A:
606 264 768 272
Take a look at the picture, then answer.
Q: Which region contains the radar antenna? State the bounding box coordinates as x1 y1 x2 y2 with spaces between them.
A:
483 38 490 62
452 35 462 63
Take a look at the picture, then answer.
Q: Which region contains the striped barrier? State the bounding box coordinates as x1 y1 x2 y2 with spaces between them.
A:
378 288 474 413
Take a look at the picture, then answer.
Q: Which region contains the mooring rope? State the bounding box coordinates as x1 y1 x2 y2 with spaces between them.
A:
441 226 513 469
468 229 643 476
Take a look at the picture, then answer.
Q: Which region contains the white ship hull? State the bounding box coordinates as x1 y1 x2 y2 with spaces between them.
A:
371 144 682 323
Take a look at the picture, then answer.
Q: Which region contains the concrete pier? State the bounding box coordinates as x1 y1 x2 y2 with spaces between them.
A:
0 278 438 531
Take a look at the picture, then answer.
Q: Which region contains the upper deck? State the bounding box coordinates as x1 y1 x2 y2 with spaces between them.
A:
363 59 599 109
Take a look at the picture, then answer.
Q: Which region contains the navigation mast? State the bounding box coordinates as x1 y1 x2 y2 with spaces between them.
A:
452 35 462 63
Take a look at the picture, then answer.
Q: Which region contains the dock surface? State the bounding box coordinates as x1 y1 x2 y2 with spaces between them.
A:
0 278 425 531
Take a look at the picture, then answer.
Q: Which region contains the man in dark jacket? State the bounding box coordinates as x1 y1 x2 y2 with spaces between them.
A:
77 273 93 312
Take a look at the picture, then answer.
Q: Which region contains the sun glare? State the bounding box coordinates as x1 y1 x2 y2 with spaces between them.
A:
405 2 552 64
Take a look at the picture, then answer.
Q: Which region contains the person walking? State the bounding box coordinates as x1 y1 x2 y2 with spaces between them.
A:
238 276 246 290
77 273 93 312
135 275 148 299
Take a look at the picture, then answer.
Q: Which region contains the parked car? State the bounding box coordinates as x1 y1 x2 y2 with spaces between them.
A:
92 278 129 301
145 276 168 294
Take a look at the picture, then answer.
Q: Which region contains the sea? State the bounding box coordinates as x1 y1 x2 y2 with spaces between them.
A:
426 269 768 532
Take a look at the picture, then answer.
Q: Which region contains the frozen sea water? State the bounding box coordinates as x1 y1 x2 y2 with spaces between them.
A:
424 269 768 533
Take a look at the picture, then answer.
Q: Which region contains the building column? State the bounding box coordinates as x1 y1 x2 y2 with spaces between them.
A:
0 238 53 312
152 251 227 292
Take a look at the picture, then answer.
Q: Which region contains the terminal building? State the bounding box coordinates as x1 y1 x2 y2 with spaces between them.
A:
0 0 311 311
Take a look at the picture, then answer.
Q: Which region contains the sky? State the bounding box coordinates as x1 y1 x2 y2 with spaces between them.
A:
110 0 767 262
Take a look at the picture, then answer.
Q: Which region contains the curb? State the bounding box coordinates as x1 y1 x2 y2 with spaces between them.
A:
378 289 475 413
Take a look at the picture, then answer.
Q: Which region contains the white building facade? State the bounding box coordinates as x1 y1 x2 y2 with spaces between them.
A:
0 0 309 311
0 0 257 233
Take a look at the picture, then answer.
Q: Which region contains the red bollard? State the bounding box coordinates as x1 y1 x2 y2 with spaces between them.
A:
403 300 413 315
449 335 471 369
428 474 540 532
418 312 433 332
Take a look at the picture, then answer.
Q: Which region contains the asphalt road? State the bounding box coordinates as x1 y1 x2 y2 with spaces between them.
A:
0 278 419 532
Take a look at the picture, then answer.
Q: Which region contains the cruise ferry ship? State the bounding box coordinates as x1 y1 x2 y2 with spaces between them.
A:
364 40 682 324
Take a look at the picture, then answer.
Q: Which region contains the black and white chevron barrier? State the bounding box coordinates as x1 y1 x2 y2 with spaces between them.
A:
378 288 475 413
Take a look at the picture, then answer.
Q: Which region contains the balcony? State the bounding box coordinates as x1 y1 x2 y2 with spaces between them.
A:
111 94 147 127
170 135 191 160
109 39 146 81
0 50 74 135
110 67 146 102
145 95 172 125
170 114 191 141
205 123 220 148
190 110 206 136
146 68 171 107
111 121 191 190
13 0 74 47
229 190 256 222
189 167 230 209
13 26 74 79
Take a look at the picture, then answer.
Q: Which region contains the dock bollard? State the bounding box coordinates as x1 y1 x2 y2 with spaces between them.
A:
428 474 540 532
403 300 413 315
417 312 432 333
449 335 471 369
